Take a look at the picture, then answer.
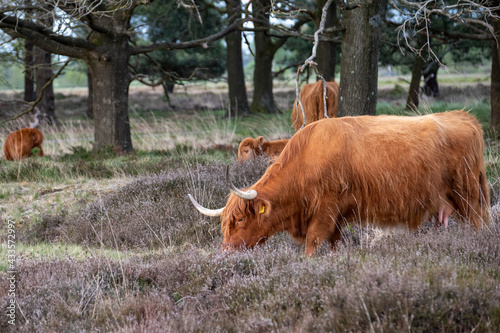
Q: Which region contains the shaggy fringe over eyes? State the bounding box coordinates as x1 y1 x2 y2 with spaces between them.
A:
221 195 258 238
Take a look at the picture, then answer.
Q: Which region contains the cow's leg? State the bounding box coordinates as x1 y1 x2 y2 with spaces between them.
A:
37 145 44 157
305 231 326 256
305 212 337 256
449 177 483 228
328 226 342 251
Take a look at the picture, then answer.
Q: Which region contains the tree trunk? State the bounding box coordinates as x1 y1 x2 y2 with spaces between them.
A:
86 17 133 153
24 40 35 102
251 52 276 113
423 64 440 98
491 4 500 136
316 0 337 81
225 0 250 116
86 68 94 119
406 35 426 111
251 0 277 114
338 0 388 116
34 46 57 125
491 37 500 136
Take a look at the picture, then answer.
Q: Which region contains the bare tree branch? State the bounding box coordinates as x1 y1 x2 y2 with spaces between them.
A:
1 58 72 125
390 0 499 63
131 17 251 54
293 0 334 130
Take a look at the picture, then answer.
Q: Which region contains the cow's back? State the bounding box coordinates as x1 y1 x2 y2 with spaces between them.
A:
271 111 489 227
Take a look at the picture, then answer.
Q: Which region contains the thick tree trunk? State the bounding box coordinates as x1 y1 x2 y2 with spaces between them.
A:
406 35 426 111
225 0 250 116
87 35 132 153
24 40 35 102
423 64 439 98
338 0 388 116
85 12 133 153
251 52 275 113
491 37 500 135
316 0 337 81
251 0 277 114
34 46 57 125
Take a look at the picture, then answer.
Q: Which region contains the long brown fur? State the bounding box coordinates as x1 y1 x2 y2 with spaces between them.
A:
291 80 339 132
222 110 490 255
3 128 44 161
237 136 289 161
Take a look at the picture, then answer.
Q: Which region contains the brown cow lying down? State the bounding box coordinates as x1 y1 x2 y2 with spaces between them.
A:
238 136 289 161
3 128 44 161
189 110 490 256
291 80 339 132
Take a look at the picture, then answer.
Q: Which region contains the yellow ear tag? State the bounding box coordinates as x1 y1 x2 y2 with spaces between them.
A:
259 205 265 214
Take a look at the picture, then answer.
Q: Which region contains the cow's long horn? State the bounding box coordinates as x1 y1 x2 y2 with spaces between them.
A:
226 165 257 200
188 194 224 217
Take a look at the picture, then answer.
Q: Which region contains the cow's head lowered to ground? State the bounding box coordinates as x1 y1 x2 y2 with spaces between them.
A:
189 111 491 256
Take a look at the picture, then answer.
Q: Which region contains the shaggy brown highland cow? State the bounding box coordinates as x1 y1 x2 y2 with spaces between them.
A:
190 111 490 256
291 80 339 131
4 128 44 161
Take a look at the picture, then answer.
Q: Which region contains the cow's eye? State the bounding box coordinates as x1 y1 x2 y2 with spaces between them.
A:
236 218 244 226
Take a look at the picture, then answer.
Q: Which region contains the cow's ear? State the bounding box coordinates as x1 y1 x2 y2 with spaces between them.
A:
255 199 271 221
255 136 264 147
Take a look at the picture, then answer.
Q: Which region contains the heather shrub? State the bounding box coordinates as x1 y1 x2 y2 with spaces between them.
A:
55 156 271 250
21 213 66 244
2 223 500 332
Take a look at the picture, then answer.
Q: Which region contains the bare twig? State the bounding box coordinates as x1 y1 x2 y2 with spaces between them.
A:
293 0 334 130
177 0 203 24
298 0 334 73
389 0 499 64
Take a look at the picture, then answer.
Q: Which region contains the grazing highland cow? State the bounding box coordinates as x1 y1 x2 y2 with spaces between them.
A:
291 80 339 131
238 136 289 161
3 128 44 161
189 111 490 256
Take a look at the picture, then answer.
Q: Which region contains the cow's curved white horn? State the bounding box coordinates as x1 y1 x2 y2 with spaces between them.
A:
226 165 257 200
188 194 224 217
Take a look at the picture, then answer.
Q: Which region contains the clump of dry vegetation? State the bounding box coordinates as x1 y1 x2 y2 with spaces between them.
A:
2 222 500 332
19 158 270 249
1 85 499 332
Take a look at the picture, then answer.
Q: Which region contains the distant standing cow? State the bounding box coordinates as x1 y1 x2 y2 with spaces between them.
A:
4 128 44 161
238 136 289 162
190 111 490 256
291 80 339 131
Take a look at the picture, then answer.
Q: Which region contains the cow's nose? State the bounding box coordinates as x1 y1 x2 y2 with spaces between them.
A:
221 243 236 253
